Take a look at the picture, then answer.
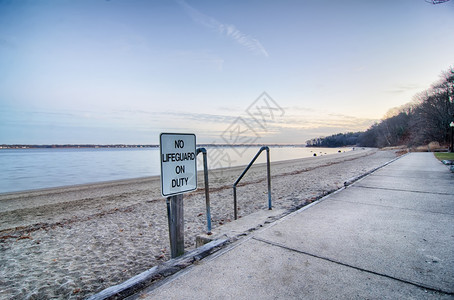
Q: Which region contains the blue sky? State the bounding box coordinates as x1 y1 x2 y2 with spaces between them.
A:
1 0 453 144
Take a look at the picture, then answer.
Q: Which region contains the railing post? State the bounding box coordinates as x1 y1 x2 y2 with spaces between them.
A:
197 148 211 234
233 186 238 220
266 147 272 210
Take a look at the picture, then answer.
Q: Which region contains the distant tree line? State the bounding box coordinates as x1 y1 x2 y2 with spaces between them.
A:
306 132 362 147
307 66 454 148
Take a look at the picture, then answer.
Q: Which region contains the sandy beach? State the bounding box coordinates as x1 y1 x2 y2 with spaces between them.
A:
0 148 399 299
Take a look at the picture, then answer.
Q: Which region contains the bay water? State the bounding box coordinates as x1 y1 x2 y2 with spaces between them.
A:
0 146 349 194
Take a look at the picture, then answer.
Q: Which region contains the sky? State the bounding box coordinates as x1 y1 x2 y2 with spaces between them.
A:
0 0 453 145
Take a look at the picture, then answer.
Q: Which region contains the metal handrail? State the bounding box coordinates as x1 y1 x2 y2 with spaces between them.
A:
196 148 212 234
233 146 271 220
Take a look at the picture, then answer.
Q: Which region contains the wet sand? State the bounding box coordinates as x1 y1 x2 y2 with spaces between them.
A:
0 148 398 299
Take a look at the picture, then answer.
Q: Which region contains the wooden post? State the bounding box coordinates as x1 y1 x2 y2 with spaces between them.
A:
167 194 184 258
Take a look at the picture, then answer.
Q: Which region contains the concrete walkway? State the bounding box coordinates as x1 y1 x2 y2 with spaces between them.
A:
135 153 454 299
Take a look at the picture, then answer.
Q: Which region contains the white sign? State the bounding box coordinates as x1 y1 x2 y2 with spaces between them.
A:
160 133 197 197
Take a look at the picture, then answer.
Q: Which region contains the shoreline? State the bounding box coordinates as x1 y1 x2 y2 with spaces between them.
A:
0 145 354 195
0 148 398 299
0 148 374 227
0 148 379 235
0 146 363 198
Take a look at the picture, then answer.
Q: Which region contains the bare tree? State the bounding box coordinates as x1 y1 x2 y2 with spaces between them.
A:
409 67 454 145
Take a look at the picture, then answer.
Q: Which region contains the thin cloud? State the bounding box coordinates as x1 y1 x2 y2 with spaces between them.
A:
386 83 422 94
178 0 269 58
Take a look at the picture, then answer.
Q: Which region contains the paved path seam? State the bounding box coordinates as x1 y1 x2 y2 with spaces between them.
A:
353 185 454 196
252 236 454 296
328 198 454 216
371 173 450 179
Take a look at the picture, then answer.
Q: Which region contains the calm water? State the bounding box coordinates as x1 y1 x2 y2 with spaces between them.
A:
0 146 349 194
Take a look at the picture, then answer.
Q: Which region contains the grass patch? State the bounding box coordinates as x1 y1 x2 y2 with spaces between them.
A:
434 152 454 161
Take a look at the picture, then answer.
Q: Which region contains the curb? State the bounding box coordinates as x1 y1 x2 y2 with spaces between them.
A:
87 238 228 300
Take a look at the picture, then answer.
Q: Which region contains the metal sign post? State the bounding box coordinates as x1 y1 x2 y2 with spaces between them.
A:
160 133 197 258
